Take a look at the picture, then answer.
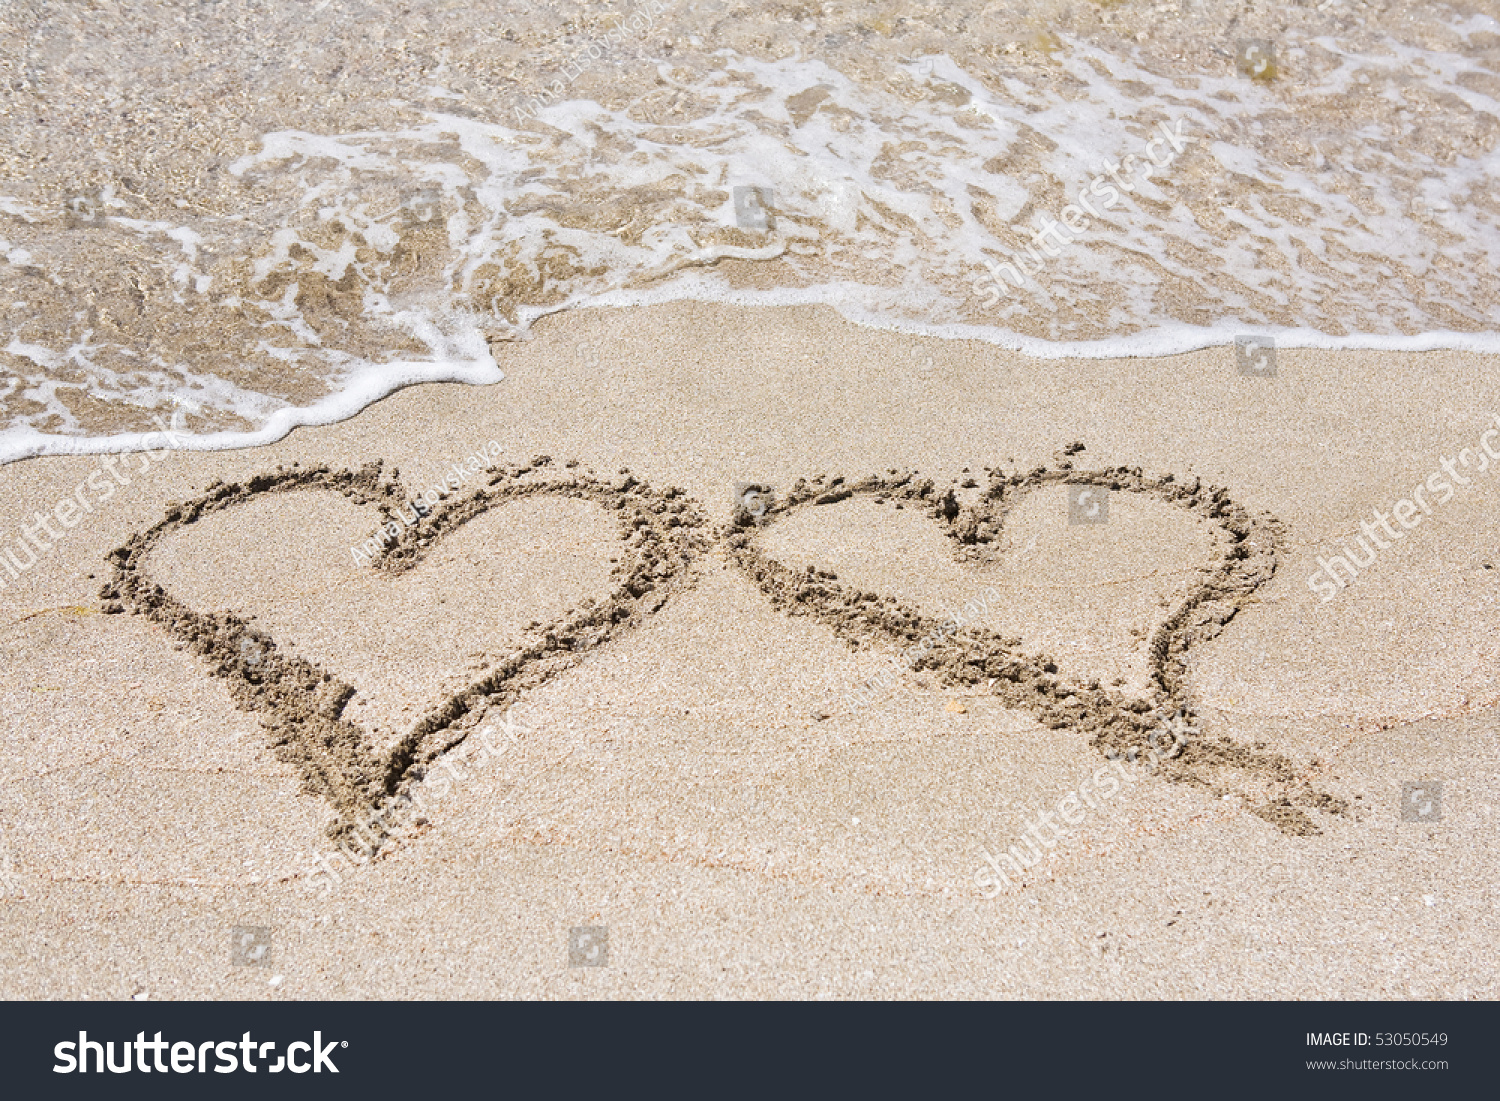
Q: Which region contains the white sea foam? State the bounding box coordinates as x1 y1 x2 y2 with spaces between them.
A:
0 351 500 466
4 15 1500 459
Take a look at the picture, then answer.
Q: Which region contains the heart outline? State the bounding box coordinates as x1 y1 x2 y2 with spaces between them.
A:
101 458 708 847
723 463 1348 835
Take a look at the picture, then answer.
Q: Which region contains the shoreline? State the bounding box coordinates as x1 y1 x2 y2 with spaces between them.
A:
12 300 1500 467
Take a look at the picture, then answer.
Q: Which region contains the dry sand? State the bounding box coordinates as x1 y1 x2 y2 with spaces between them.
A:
0 299 1496 999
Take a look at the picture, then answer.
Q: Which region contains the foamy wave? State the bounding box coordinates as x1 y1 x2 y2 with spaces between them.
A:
4 10 1500 457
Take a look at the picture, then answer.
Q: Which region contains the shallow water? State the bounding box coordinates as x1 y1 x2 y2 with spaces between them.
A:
2 0 1498 460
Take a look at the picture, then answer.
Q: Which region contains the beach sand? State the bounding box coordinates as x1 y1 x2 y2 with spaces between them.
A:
1 299 1496 999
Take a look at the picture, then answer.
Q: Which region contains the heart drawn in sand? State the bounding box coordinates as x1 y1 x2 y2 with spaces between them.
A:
102 458 707 847
103 455 1346 848
723 464 1348 835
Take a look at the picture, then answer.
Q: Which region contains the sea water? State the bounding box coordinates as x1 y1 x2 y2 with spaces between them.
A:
2 0 1498 462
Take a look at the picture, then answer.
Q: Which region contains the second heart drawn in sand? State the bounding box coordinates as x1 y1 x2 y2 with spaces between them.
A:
103 455 1346 854
724 462 1349 836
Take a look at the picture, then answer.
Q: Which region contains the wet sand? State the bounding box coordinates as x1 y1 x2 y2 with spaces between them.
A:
0 299 1496 998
